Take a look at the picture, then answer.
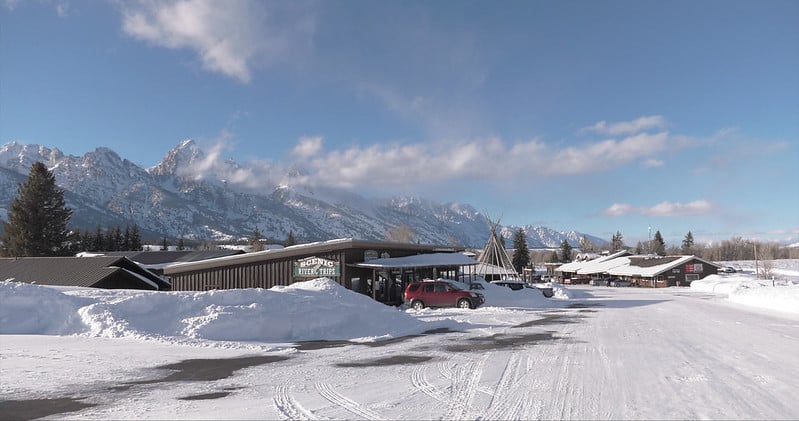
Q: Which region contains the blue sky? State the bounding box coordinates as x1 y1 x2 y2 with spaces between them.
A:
1 0 797 246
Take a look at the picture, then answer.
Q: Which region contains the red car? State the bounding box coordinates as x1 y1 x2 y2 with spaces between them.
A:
403 279 485 310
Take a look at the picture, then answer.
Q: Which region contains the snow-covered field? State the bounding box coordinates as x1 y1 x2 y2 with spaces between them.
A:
2 261 798 420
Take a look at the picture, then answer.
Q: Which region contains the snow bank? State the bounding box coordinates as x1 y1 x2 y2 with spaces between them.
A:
0 278 459 344
691 274 799 314
0 281 91 335
451 278 572 309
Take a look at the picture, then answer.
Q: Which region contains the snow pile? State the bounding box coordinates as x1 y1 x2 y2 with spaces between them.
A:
0 281 91 335
451 278 572 309
0 278 464 344
690 274 799 314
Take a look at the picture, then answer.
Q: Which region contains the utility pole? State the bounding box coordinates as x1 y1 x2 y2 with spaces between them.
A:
754 243 759 280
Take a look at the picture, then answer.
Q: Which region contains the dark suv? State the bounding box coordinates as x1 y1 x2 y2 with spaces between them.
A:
404 279 485 310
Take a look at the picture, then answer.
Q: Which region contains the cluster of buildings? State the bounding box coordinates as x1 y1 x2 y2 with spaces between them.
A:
1 237 720 303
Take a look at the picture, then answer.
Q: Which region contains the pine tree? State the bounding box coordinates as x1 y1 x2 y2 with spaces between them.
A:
548 251 560 263
560 240 573 263
653 230 666 255
681 231 695 254
130 224 142 251
92 225 104 252
611 231 624 251
177 238 185 251
285 230 297 247
161 237 168 251
1 162 73 256
511 228 530 274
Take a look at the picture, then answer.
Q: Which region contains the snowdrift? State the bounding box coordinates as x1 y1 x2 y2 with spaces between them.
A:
0 278 466 344
690 274 799 314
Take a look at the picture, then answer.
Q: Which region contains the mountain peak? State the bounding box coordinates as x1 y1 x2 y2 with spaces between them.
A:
148 139 205 177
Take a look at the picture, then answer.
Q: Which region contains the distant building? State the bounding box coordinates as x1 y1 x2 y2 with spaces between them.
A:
0 256 170 290
555 252 720 287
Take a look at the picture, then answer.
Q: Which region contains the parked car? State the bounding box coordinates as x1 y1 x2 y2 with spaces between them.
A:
404 279 484 310
490 280 526 291
720 266 737 274
609 278 632 287
491 280 553 298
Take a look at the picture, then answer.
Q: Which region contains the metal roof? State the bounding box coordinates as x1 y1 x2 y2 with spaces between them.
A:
352 252 477 269
164 238 463 274
103 250 245 265
0 256 169 289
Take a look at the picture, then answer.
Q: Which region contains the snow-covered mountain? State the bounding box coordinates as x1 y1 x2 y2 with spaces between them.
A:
0 140 607 248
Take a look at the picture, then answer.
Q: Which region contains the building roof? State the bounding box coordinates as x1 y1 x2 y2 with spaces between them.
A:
557 250 631 273
101 250 246 269
164 238 464 274
607 255 720 277
0 256 169 290
353 252 477 269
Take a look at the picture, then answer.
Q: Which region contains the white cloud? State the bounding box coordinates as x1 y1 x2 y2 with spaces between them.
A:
581 115 667 136
282 130 669 189
291 136 323 158
120 0 314 83
603 200 716 217
642 158 664 168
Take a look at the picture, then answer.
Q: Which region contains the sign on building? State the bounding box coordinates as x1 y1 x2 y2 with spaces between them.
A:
294 256 340 277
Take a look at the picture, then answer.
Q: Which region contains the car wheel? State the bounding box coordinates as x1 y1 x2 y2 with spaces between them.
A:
411 300 425 310
457 298 472 309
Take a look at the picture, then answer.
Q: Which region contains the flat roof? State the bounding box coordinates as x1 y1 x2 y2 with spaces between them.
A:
164 238 463 274
353 252 477 269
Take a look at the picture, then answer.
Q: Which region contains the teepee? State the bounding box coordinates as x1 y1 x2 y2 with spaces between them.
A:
476 217 520 280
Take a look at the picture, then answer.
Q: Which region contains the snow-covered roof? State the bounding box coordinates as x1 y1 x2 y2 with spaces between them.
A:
557 250 631 273
608 255 720 277
577 255 632 275
354 252 477 269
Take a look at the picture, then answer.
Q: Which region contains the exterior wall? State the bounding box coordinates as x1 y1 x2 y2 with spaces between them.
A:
168 243 460 292
625 259 718 288
170 250 347 291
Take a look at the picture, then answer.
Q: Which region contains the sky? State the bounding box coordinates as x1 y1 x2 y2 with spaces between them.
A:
1 0 797 246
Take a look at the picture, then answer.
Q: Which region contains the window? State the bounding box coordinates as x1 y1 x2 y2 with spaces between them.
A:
423 284 434 293
434 283 447 292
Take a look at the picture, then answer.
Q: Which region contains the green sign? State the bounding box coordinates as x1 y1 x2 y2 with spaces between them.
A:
293 256 340 277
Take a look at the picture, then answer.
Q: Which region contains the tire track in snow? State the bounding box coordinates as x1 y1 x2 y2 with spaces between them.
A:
273 384 324 421
443 354 488 421
411 366 450 404
481 353 523 420
314 383 386 421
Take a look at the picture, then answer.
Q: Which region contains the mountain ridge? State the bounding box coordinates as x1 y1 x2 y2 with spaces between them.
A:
0 140 608 248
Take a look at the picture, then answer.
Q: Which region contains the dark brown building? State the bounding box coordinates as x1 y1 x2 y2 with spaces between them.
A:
163 239 474 304
0 256 170 290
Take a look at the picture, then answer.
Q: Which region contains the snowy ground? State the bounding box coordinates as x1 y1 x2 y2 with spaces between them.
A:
2 261 798 420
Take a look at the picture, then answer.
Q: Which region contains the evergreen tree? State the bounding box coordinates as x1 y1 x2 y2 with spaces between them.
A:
511 228 530 274
1 162 73 256
92 225 104 252
251 227 263 252
681 231 695 254
129 224 142 251
177 238 185 251
653 230 666 255
285 230 297 247
559 240 573 263
548 251 560 263
611 231 624 251
123 225 132 251
161 237 168 251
